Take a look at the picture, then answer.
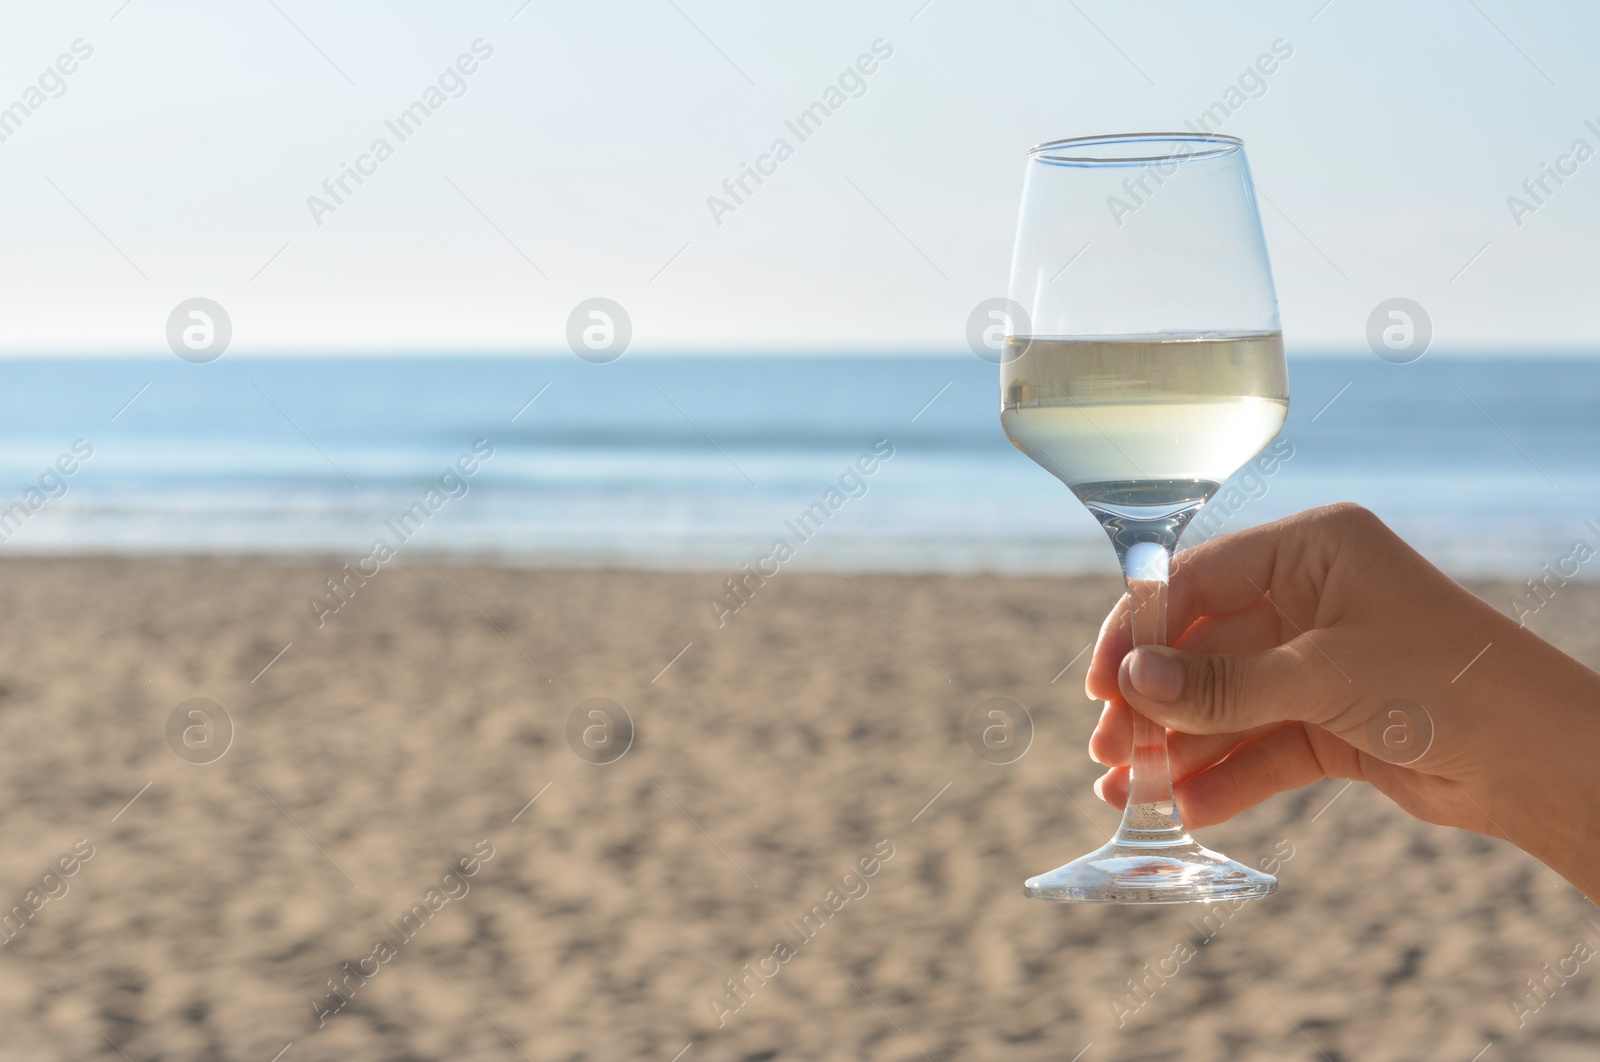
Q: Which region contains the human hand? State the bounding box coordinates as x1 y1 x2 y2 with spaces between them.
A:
1084 503 1600 896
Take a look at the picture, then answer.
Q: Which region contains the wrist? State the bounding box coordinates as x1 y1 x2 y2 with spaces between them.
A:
1474 634 1600 899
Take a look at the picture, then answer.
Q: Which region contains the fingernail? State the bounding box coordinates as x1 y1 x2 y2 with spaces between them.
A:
1126 648 1184 703
1092 773 1107 800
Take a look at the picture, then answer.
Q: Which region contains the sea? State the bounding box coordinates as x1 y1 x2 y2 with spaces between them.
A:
0 354 1593 581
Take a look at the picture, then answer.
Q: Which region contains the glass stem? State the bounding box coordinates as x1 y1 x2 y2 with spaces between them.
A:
1115 537 1188 842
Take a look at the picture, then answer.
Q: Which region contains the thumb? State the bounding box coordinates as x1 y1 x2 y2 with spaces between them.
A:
1117 641 1341 734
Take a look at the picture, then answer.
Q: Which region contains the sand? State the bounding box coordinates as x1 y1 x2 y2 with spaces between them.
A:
0 557 1596 1061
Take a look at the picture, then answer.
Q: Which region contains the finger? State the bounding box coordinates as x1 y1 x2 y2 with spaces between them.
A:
1169 722 1284 781
1094 764 1130 808
1087 698 1132 767
1087 685 1279 774
1088 599 1281 703
1164 503 1359 640
1094 724 1350 827
1173 723 1358 828
1172 598 1283 657
1089 719 1284 786
1089 595 1283 704
1117 637 1354 734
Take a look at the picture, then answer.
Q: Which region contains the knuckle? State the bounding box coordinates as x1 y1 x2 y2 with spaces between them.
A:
1322 501 1379 533
1309 502 1394 568
1189 654 1235 729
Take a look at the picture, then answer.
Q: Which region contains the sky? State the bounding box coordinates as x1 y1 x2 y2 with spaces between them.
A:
0 0 1596 355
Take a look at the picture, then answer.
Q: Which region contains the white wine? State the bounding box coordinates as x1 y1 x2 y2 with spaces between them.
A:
1000 332 1288 515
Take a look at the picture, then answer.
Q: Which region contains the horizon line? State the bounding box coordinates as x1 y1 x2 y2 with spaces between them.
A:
0 348 1595 360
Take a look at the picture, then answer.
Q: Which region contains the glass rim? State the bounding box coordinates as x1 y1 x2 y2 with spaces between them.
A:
1028 132 1244 166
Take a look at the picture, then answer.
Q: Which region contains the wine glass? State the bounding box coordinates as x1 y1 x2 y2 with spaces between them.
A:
1001 132 1288 904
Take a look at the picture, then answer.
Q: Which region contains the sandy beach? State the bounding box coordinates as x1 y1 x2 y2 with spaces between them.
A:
0 557 1596 1061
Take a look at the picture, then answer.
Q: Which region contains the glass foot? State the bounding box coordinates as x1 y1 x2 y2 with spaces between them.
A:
1025 811 1277 904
